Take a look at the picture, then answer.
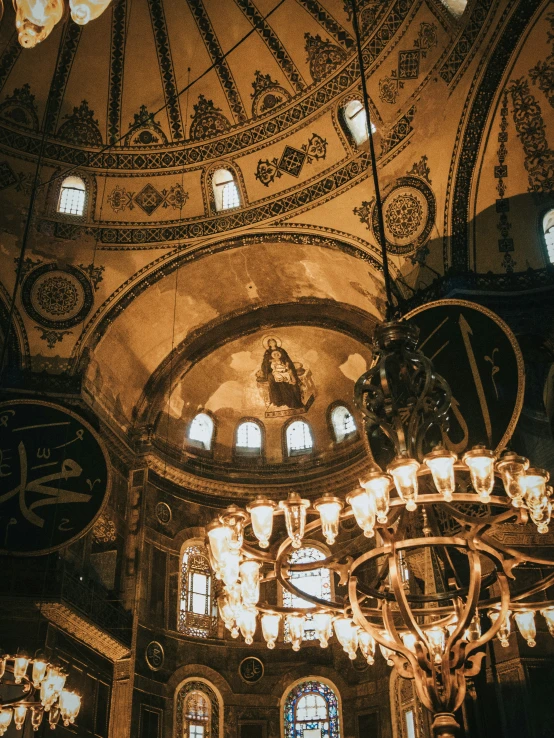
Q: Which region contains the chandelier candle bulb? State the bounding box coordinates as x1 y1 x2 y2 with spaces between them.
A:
221 551 240 589
279 492 310 549
222 505 248 551
333 617 359 659
261 612 281 649
218 596 236 633
488 609 512 647
463 446 496 502
359 468 391 524
0 709 12 736
13 655 30 684
69 0 112 25
532 498 552 534
239 560 260 606
514 611 537 647
49 706 61 729
520 469 550 514
32 659 48 688
401 632 418 653
426 627 446 664
287 614 305 651
58 691 81 726
13 705 27 731
207 521 232 566
358 630 376 664
540 607 554 636
423 446 457 501
387 456 420 511
246 497 275 548
346 486 376 537
496 451 529 506
237 607 258 645
314 494 344 545
313 612 333 648
31 707 43 731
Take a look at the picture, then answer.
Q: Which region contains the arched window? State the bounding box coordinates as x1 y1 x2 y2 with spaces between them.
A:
184 691 211 738
282 547 331 641
58 175 86 216
212 168 241 211
286 420 313 456
439 0 467 18
188 413 214 450
283 680 340 738
179 544 217 637
543 210 554 264
235 420 262 455
330 405 356 443
176 680 221 738
341 100 376 146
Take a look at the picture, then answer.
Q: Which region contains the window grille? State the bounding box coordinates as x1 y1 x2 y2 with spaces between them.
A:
236 421 262 453
212 169 241 211
58 176 86 216
179 545 217 638
286 421 313 456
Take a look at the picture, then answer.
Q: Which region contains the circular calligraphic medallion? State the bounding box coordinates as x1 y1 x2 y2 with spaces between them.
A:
372 176 436 255
239 656 264 684
145 641 164 671
0 400 111 555
156 501 172 525
404 300 525 454
21 263 93 330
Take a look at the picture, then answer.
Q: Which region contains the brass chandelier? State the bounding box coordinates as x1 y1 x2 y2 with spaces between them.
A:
0 652 81 732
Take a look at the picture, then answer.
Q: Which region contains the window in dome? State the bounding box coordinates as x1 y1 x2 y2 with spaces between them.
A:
342 100 376 146
212 168 241 211
543 210 554 264
179 544 217 638
188 413 214 450
283 680 340 738
235 420 262 455
439 0 467 17
58 175 86 216
286 420 313 456
282 547 331 641
330 405 357 443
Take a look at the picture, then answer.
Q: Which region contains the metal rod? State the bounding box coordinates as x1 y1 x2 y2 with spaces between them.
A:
350 0 395 319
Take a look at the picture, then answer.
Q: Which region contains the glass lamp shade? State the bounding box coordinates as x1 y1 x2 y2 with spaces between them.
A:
261 613 281 649
387 456 420 511
32 659 48 688
40 666 67 709
531 498 552 534
246 497 275 548
31 708 43 731
0 709 12 736
333 617 359 660
239 560 261 606
496 451 529 506
13 705 27 730
540 607 554 637
14 0 64 49
286 614 305 651
488 609 512 647
379 632 395 666
279 492 310 549
49 706 61 729
425 627 446 664
360 470 391 524
218 596 236 632
358 630 376 664
346 487 376 537
514 611 537 647
221 551 241 588
222 505 248 551
237 607 258 645
314 494 344 545
520 469 550 512
401 632 417 653
69 0 112 25
13 655 29 684
462 446 496 502
59 691 81 726
465 612 482 642
313 612 333 648
423 446 457 501
207 521 232 566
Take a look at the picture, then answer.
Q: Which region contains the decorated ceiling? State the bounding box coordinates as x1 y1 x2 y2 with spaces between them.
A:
0 0 553 484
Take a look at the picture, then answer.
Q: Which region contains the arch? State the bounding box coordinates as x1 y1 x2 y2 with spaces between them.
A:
285 420 313 457
179 539 218 638
282 544 332 642
187 412 215 451
57 175 86 216
235 419 263 456
340 99 375 147
210 167 241 212
329 403 357 443
281 678 342 738
542 209 554 265
175 678 224 738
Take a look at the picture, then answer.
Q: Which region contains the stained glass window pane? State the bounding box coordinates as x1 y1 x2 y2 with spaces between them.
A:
283 681 340 738
190 726 204 738
405 710 416 738
283 547 331 641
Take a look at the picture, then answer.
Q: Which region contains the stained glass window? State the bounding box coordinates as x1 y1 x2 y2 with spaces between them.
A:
179 545 218 637
58 175 86 216
188 413 214 450
330 406 356 442
283 681 340 738
282 547 331 641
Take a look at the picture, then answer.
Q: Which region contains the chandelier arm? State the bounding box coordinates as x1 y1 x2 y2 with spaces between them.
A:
465 572 511 655
478 535 554 568
387 543 428 645
273 553 345 612
443 548 482 659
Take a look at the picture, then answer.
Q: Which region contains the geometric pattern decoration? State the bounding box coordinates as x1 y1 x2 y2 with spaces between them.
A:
107 182 188 215
439 0 493 86
125 105 168 146
379 22 438 105
0 160 18 190
296 0 353 49
107 0 128 145
21 262 94 330
189 96 231 141
57 100 103 147
305 33 347 82
255 133 328 186
251 71 292 117
0 83 39 130
44 21 82 135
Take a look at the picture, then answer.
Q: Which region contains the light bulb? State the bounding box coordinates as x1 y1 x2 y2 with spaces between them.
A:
239 560 260 606
379 632 395 666
496 451 529 506
0 710 12 735
520 469 550 513
222 505 248 551
463 446 495 502
423 446 457 501
531 498 552 534
13 705 27 731
246 496 275 549
514 610 537 647
387 456 420 511
313 612 333 648
218 595 237 633
401 632 417 652
314 494 343 545
287 614 305 651
488 609 511 647
13 655 30 684
221 551 240 588
360 468 391 524
358 630 376 664
32 658 48 688
207 521 232 566
465 612 482 642
48 706 60 729
69 0 112 25
333 617 359 660
540 607 554 637
58 691 81 726
425 627 446 664
279 492 310 549
14 0 63 49
31 707 43 732
261 612 281 649
237 607 257 645
346 487 376 537
40 666 67 709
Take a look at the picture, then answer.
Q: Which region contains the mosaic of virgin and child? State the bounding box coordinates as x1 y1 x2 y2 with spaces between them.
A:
256 336 315 418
